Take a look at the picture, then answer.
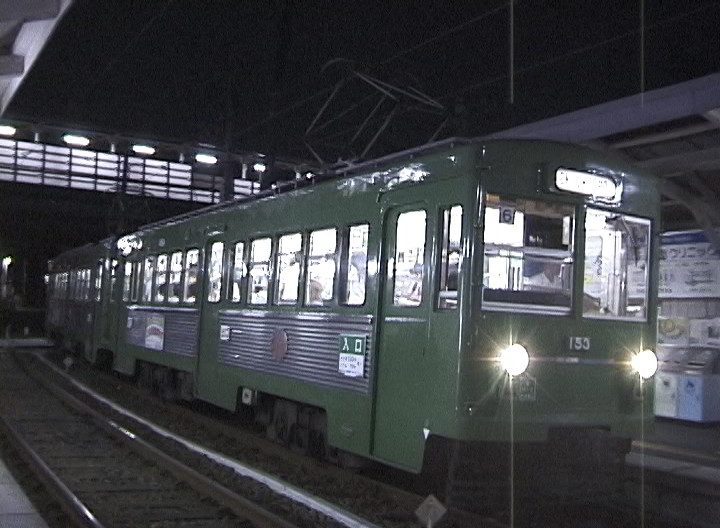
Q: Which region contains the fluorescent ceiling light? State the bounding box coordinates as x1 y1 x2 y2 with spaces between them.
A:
63 134 90 147
132 144 155 155
0 125 17 137
195 153 217 165
253 162 266 173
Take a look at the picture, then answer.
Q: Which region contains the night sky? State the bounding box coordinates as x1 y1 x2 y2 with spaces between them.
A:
7 0 720 164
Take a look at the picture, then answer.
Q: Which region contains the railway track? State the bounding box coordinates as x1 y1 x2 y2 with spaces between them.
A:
7 347 716 528
0 350 337 528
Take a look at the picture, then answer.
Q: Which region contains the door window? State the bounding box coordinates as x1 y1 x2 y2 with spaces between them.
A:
393 210 427 306
437 205 463 309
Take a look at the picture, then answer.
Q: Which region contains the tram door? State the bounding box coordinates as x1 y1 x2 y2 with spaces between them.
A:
373 182 466 469
373 188 435 469
100 257 121 357
195 239 225 401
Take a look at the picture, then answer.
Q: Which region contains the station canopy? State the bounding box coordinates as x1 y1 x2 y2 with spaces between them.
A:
0 0 72 115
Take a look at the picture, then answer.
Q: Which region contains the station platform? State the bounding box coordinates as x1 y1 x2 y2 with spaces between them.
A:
628 417 720 485
0 456 49 528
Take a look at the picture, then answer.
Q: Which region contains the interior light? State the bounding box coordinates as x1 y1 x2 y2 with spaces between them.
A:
500 344 530 376
195 153 217 165
132 144 155 156
253 162 266 173
63 134 90 147
0 125 17 136
2 256 12 268
631 349 658 379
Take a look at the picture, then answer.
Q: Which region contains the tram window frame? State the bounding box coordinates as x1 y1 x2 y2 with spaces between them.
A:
437 205 463 310
142 256 155 303
109 259 118 303
481 194 575 315
582 208 651 321
393 210 428 307
95 260 103 302
123 261 132 302
341 223 369 307
305 228 337 306
275 233 303 305
207 242 225 303
183 248 200 304
229 242 246 303
131 260 142 302
84 268 91 301
154 253 168 303
167 251 183 304
248 238 272 305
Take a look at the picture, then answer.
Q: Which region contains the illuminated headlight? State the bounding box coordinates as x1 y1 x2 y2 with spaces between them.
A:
500 344 529 376
631 349 658 379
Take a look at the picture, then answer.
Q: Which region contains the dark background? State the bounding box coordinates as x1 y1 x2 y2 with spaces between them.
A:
8 0 720 163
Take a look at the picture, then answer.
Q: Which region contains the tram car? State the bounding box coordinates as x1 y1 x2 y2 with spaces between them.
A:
47 138 660 479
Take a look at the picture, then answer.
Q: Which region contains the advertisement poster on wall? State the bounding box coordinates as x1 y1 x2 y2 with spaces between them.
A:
659 230 720 299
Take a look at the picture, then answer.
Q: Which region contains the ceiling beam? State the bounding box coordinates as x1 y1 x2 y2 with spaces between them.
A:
634 145 720 175
608 122 717 150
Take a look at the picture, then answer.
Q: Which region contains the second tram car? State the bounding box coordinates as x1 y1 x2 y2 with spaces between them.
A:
47 138 660 473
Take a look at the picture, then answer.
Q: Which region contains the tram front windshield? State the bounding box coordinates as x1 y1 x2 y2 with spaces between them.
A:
482 194 651 320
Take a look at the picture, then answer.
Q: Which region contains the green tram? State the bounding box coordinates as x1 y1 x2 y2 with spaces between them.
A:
47 138 660 473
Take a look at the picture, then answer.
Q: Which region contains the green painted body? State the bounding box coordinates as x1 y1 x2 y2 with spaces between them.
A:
47 139 660 473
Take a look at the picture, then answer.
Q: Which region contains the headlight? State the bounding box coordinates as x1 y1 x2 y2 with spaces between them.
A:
631 349 658 379
500 344 529 376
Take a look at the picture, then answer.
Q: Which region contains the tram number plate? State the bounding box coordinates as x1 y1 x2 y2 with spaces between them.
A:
568 336 591 351
502 375 536 402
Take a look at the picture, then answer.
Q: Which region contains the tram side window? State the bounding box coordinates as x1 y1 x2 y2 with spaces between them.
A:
84 268 91 301
342 224 369 306
142 256 155 303
183 249 200 304
154 254 168 303
167 251 183 303
110 259 118 303
230 242 246 303
131 260 142 302
393 210 427 306
583 208 651 320
438 205 463 310
207 242 224 303
123 261 132 302
276 233 302 304
248 238 271 305
95 261 103 301
306 228 337 306
482 195 574 312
